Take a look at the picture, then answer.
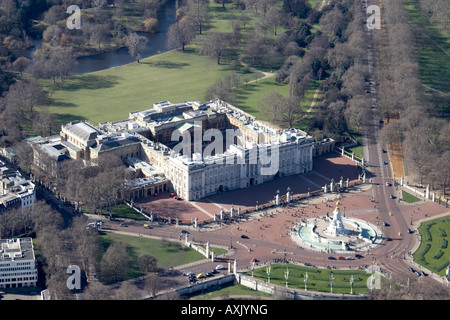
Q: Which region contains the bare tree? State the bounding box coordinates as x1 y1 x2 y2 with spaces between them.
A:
198 32 230 65
99 241 130 283
124 32 148 63
145 273 161 298
166 16 196 51
115 281 142 300
187 0 210 34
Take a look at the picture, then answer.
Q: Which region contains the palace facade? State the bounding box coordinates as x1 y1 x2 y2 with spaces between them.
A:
30 99 320 201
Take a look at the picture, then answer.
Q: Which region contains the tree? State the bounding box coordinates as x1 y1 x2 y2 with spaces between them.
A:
2 79 45 118
99 241 130 283
33 107 58 137
205 73 241 103
145 273 160 298
138 254 158 273
198 32 230 65
187 0 210 34
115 281 142 300
166 16 196 51
261 92 303 128
124 32 148 63
12 56 31 75
282 0 311 18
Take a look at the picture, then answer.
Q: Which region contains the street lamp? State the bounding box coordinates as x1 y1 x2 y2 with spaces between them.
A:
284 267 289 287
304 272 308 291
266 264 271 283
350 275 354 295
330 272 334 293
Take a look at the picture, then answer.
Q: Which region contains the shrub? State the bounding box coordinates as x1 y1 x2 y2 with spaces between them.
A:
433 250 444 259
143 18 159 33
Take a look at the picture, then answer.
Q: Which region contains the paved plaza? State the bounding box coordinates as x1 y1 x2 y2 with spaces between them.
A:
134 153 362 224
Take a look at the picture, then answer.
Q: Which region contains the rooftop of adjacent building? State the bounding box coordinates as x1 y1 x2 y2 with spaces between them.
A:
0 238 35 262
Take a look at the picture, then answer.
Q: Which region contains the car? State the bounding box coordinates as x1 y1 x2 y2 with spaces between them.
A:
206 272 213 277
355 254 364 259
383 161 388 165
389 194 396 199
240 234 249 239
196 273 204 279
407 228 413 234
215 264 224 270
211 269 218 274
345 256 355 260
338 256 345 260
386 182 392 187
120 223 127 227
386 237 392 241
414 271 421 276
382 149 387 153
421 271 427 276
180 230 190 234
383 222 390 227
328 256 336 260
185 271 193 277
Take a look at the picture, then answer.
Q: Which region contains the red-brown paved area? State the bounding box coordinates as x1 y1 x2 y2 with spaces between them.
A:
134 153 362 224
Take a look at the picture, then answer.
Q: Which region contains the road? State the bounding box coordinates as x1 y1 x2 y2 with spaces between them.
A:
88 1 450 296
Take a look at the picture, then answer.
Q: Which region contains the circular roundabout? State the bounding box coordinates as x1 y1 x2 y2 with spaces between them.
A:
291 201 383 254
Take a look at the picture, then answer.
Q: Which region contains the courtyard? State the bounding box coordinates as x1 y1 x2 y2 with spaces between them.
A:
134 153 362 225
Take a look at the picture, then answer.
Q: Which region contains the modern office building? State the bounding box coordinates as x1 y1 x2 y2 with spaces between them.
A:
0 238 38 288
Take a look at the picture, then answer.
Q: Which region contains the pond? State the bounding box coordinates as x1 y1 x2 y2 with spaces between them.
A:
27 0 177 75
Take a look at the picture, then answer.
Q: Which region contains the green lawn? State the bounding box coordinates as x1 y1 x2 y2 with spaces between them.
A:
247 264 373 294
402 190 421 203
413 216 450 276
83 203 148 220
189 283 272 300
404 0 450 94
99 232 211 279
40 48 245 125
232 77 322 131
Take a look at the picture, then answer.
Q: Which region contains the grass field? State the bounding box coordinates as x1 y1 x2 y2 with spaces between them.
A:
413 216 450 276
40 48 249 125
232 77 322 130
402 190 421 203
189 283 272 300
247 264 373 294
99 232 217 279
404 0 450 94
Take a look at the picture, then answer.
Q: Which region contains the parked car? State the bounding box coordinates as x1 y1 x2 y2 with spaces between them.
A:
389 194 396 199
345 256 355 260
407 228 413 234
240 235 249 239
328 256 336 260
383 161 388 165
215 264 224 270
355 254 364 259
338 256 345 260
386 182 392 187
